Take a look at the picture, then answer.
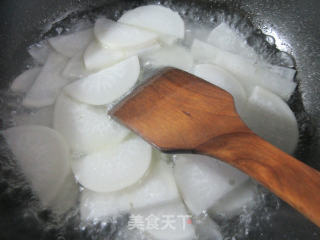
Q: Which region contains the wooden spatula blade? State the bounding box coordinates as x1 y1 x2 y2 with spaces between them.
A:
110 68 248 152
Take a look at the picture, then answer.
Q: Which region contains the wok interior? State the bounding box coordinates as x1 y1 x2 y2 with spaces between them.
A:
0 0 319 239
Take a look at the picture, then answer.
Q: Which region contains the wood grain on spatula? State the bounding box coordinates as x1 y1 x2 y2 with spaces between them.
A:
110 68 320 227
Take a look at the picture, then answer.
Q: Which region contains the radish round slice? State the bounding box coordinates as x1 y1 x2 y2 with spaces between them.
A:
62 52 89 79
72 136 152 193
143 46 194 72
28 41 52 64
10 67 41 93
48 28 93 58
2 125 70 207
64 56 140 105
194 64 247 113
23 52 69 108
174 154 249 215
207 22 257 60
13 106 54 128
83 41 127 71
80 153 179 220
94 18 158 50
54 93 129 153
194 216 223 240
119 5 185 39
240 86 299 154
131 201 196 240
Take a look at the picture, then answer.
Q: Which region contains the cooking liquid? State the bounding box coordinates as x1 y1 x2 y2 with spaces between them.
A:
0 1 317 240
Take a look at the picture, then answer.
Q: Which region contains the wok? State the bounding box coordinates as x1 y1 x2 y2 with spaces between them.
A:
0 0 319 239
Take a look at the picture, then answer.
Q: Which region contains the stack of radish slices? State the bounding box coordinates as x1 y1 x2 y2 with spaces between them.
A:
3 4 299 240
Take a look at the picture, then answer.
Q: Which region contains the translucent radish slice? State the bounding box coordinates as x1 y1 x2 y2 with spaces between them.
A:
143 46 194 72
10 67 42 93
194 64 247 113
28 41 52 64
13 106 54 128
48 172 78 215
62 52 89 79
174 154 249 215
23 52 69 108
80 154 179 220
83 41 127 71
119 5 185 39
2 125 70 207
94 18 158 50
194 216 223 240
131 201 196 240
64 56 140 105
114 226 148 240
207 22 257 60
48 28 93 58
53 93 129 153
72 136 152 193
191 39 297 100
209 180 257 218
239 86 299 154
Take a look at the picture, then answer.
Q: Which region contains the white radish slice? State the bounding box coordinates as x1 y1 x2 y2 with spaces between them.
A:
53 93 129 153
191 39 297 100
28 41 52 64
194 64 247 113
2 125 70 207
62 52 89 79
72 136 152 193
209 180 257 218
48 28 93 58
94 18 158 50
131 201 196 240
194 216 223 240
207 22 257 60
83 41 127 71
239 86 299 154
143 46 194 72
174 154 249 215
48 172 78 215
23 52 69 108
13 106 54 128
80 153 179 220
114 226 148 240
119 5 185 39
10 67 42 92
64 56 140 105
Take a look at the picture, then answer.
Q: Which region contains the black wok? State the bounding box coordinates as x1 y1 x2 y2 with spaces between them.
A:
0 0 319 239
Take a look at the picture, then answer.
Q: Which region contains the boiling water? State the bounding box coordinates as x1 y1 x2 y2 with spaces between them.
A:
0 0 317 240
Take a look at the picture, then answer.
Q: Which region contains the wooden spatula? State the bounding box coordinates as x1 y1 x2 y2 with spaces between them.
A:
110 68 320 227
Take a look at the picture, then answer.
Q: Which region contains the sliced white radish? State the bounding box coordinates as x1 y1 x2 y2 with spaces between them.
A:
48 172 79 215
131 200 196 240
191 39 297 100
119 5 185 39
48 28 93 58
209 180 257 218
62 52 89 79
53 93 129 153
72 136 152 193
207 22 257 60
64 56 140 105
83 41 127 71
80 153 179 220
13 106 54 128
23 52 69 108
194 64 247 113
174 154 249 215
28 41 52 64
94 18 158 50
2 125 70 207
10 67 42 93
114 227 148 240
239 86 299 154
194 216 223 240
142 45 193 72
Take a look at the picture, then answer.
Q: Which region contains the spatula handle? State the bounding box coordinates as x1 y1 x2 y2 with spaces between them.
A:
196 131 320 227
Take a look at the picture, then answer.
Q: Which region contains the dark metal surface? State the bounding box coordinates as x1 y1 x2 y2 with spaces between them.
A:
0 0 319 239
